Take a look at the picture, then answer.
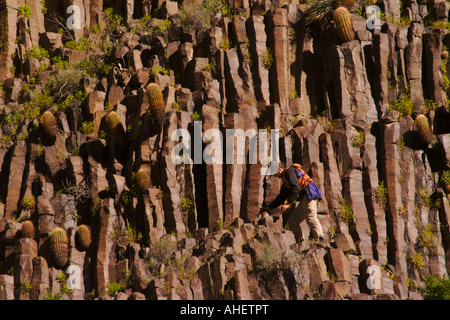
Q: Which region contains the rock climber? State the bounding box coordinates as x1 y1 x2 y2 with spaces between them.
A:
262 164 325 243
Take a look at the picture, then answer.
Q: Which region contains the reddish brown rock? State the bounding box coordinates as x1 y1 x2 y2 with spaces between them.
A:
14 238 38 300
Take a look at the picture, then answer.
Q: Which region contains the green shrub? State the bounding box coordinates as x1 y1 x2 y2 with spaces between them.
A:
106 282 125 296
151 65 169 76
18 4 31 18
350 129 365 148
410 251 423 270
424 99 439 112
421 276 450 300
180 0 233 34
146 238 177 276
21 195 36 210
374 181 388 209
417 223 438 255
47 68 84 96
80 121 95 134
417 188 431 208
25 46 49 60
388 92 414 117
179 198 194 214
440 170 450 187
339 198 354 223
192 111 200 121
254 243 302 273
21 280 32 293
56 271 73 296
125 225 142 243
262 48 274 70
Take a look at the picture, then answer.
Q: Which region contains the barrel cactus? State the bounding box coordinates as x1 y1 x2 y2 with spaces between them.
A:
415 114 435 145
50 227 69 268
106 111 128 147
136 168 150 191
21 220 35 239
75 224 91 251
41 110 58 137
304 0 355 42
145 83 166 131
333 7 355 42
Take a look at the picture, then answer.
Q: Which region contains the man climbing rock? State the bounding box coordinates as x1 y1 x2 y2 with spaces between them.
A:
263 164 324 242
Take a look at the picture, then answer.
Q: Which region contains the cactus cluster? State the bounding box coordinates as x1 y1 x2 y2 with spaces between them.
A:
41 110 58 137
136 168 150 191
146 83 166 131
106 111 128 147
415 114 436 145
50 227 69 268
76 224 91 251
21 220 35 239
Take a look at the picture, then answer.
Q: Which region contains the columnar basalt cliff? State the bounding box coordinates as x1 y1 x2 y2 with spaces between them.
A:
0 0 449 300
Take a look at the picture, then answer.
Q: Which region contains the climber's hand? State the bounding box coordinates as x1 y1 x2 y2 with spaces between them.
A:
281 204 290 213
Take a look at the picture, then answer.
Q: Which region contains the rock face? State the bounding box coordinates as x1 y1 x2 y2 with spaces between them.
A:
0 0 449 301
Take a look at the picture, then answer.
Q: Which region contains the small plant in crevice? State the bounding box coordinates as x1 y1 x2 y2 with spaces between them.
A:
410 251 424 270
350 129 365 148
338 198 354 224
416 223 438 256
262 48 274 70
21 195 36 211
179 198 194 215
388 91 414 117
440 170 450 193
106 281 125 296
374 181 388 210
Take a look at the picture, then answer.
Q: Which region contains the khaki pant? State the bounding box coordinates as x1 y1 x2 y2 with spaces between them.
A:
287 197 324 241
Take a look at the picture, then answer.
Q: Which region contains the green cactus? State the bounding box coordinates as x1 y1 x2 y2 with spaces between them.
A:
136 168 150 191
333 7 355 43
21 220 35 239
145 83 166 131
41 110 58 137
76 224 91 251
415 114 435 145
303 0 355 39
106 111 128 147
50 227 69 268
